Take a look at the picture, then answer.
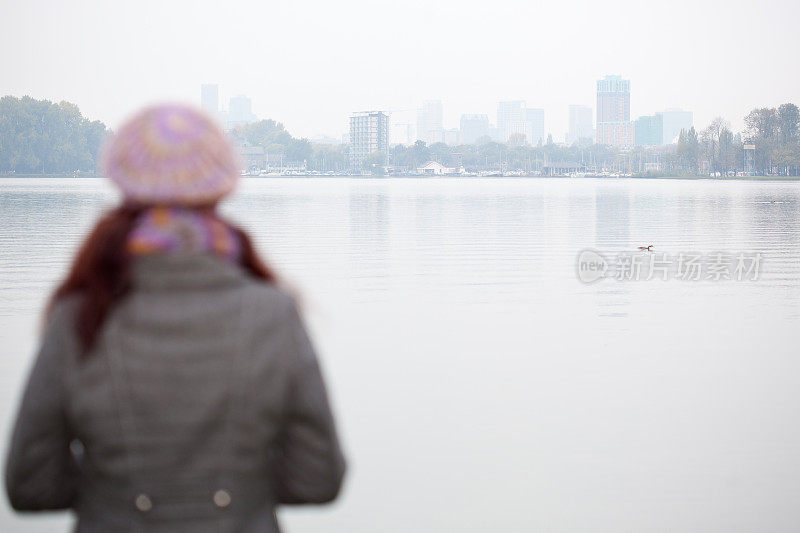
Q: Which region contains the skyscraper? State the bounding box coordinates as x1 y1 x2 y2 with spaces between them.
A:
568 105 593 144
417 100 443 145
228 95 257 127
497 102 545 144
661 108 693 144
200 84 219 117
526 108 545 145
596 75 634 148
497 101 528 143
349 111 389 171
459 114 490 144
634 113 664 146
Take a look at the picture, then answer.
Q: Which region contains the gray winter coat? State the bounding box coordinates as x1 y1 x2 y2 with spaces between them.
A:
5 253 346 532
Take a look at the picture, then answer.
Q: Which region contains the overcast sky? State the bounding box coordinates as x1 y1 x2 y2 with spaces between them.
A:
2 0 798 141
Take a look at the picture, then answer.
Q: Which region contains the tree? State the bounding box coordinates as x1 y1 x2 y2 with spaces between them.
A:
777 104 799 145
0 96 108 174
507 133 527 146
775 144 800 176
744 107 778 174
233 119 288 147
677 127 700 173
428 142 455 166
745 107 778 140
308 144 346 172
285 138 312 163
700 117 729 175
773 103 800 176
364 151 386 175
391 140 431 170
717 126 738 176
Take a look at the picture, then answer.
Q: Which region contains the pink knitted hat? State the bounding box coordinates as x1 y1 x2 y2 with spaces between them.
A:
102 104 239 205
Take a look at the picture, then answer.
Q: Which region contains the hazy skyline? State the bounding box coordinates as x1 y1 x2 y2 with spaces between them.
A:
2 0 798 141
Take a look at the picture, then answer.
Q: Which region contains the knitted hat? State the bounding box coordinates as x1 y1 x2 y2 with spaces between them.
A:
102 104 239 205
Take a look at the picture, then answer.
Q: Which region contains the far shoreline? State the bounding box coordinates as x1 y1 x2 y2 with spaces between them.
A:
2 174 800 182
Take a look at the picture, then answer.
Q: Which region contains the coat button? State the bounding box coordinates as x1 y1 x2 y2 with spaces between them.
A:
135 494 153 512
213 489 232 508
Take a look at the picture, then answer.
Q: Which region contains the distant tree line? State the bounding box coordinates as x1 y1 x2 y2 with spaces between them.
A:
0 98 351 175
390 137 617 174
232 119 317 165
743 104 800 175
385 103 800 176
232 120 351 172
2 96 798 176
671 104 800 176
0 96 108 174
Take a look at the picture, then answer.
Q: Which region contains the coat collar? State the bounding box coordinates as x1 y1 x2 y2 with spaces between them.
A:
132 253 249 291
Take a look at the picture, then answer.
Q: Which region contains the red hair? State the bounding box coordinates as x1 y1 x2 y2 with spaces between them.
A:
48 204 278 354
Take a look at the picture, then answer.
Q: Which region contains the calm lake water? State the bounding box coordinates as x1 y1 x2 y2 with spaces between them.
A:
1 177 800 531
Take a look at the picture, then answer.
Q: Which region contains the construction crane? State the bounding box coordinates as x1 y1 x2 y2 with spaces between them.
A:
385 107 419 145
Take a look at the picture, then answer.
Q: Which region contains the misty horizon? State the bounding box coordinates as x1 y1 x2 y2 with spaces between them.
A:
1 0 798 140
199 79 697 147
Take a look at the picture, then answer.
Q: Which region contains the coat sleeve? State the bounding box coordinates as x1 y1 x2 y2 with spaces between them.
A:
5 303 79 511
273 299 346 505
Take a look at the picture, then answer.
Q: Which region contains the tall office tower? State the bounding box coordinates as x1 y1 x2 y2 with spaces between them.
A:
568 105 594 144
596 75 634 148
349 111 390 171
526 108 545 145
417 100 444 145
497 101 528 143
634 113 664 146
227 95 257 127
459 114 490 144
498 102 544 144
201 84 219 116
661 108 694 144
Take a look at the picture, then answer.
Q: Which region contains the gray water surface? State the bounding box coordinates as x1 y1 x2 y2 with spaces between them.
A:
1 177 800 532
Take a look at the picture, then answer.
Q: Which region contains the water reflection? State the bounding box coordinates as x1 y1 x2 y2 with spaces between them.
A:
348 191 390 301
594 185 631 318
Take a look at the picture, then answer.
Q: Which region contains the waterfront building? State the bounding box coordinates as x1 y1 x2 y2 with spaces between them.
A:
661 108 693 144
596 75 634 148
228 95 257 128
417 100 443 145
237 145 267 173
460 114 490 144
416 160 462 175
634 114 664 146
349 111 389 171
567 104 594 144
230 138 267 172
